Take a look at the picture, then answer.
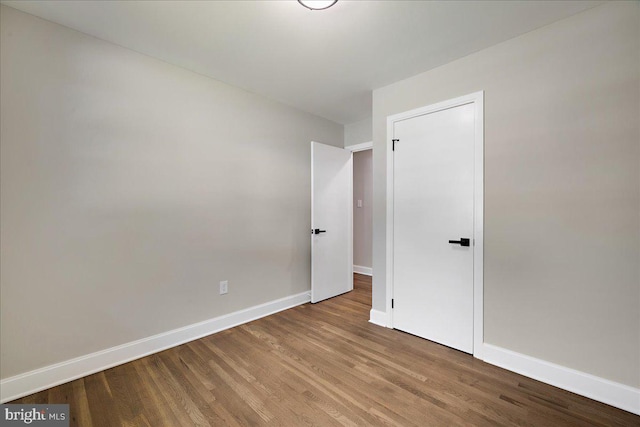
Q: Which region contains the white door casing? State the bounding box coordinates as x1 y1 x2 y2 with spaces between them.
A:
311 141 353 303
386 92 484 358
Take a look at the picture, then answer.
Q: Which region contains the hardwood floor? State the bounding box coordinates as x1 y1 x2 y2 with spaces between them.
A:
12 274 639 426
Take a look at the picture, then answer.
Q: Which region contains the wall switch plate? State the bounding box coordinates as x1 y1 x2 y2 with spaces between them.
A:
357 199 363 208
219 280 228 295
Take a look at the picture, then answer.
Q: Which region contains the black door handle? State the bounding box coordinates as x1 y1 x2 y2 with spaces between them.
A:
448 238 470 247
313 229 327 235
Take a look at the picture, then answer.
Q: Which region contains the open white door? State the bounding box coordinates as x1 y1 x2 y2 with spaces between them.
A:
311 141 353 303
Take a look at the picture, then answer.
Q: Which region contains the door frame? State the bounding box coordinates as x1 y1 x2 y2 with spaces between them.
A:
345 141 373 153
385 91 484 359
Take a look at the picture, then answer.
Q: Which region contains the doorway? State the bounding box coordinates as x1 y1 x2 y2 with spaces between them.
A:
346 142 373 310
352 149 373 277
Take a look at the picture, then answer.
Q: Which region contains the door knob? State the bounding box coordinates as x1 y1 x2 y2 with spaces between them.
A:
313 229 327 235
448 238 470 247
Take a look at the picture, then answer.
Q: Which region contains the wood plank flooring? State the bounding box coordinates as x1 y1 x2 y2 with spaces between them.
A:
12 274 639 426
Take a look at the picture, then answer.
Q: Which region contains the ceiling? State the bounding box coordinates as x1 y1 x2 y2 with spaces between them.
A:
2 0 602 124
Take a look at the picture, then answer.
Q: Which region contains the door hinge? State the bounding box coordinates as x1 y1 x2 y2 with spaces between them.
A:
392 139 399 151
391 299 394 309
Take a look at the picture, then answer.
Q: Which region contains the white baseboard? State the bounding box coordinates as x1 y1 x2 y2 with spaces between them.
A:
353 265 372 276
483 343 640 415
0 291 311 403
369 309 390 328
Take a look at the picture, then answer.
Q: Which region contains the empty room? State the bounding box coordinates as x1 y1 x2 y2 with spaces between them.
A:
1 1 638 426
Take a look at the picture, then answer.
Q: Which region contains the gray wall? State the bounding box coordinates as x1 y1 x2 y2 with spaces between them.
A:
0 5 343 379
344 117 372 147
372 2 639 387
353 150 373 269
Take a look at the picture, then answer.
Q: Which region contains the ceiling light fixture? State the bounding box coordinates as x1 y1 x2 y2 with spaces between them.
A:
298 0 338 11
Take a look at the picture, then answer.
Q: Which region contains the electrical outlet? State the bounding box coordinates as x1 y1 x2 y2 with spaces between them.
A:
219 280 228 295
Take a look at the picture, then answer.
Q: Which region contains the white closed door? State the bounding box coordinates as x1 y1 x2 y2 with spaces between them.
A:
393 102 475 353
311 141 353 303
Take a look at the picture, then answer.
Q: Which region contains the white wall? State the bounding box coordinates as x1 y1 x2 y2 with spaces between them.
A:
353 150 372 270
344 117 372 147
372 2 639 388
0 5 343 379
